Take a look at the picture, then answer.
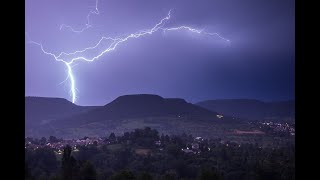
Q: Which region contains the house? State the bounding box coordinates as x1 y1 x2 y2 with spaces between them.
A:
182 149 193 154
216 115 224 119
135 149 152 156
155 140 161 146
191 143 199 150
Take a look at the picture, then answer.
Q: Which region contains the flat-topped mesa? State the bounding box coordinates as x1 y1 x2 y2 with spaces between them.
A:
164 98 187 104
107 94 165 107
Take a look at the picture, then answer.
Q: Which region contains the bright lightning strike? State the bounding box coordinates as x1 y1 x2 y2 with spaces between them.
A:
162 26 231 42
65 63 76 103
27 9 230 104
60 0 100 33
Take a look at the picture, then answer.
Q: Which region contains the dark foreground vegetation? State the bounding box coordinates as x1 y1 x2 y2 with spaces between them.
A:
25 127 295 180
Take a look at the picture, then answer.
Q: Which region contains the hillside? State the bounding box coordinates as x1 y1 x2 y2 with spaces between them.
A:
94 94 219 120
25 97 98 136
52 94 223 128
26 95 240 138
196 99 295 122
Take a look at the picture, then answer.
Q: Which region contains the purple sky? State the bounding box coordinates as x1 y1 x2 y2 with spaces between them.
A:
25 0 295 106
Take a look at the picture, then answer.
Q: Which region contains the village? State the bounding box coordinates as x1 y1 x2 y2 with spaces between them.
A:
25 134 235 156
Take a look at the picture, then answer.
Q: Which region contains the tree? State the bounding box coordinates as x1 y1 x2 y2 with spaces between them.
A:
160 134 165 142
25 162 33 180
137 172 153 180
199 168 224 180
110 170 136 180
79 161 97 180
109 133 116 142
124 132 130 140
113 148 131 170
76 145 99 161
27 147 59 177
49 174 62 180
38 173 48 180
61 145 79 180
33 138 40 145
26 137 34 143
165 135 170 142
49 136 59 143
166 144 180 156
40 137 47 145
163 170 177 180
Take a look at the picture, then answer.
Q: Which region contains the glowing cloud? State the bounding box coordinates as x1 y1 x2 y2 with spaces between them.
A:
27 8 230 103
59 0 100 33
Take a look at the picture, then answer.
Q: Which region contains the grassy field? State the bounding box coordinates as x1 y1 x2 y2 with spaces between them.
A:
106 144 124 152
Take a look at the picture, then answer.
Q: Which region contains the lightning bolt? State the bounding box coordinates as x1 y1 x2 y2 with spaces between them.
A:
60 0 100 33
161 26 231 42
26 9 230 104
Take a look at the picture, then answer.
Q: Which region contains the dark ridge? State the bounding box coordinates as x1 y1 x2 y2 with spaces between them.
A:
196 99 295 121
49 94 221 128
25 96 98 130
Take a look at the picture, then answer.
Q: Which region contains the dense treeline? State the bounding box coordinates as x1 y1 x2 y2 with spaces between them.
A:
25 127 295 180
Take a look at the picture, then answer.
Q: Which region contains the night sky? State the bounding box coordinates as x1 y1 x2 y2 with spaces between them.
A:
25 0 295 106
